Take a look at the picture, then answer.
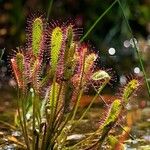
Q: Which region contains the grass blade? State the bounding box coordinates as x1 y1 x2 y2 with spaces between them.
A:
80 0 117 42
47 0 54 21
117 0 150 97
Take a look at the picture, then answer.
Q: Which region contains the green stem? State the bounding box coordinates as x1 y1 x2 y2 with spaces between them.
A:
17 90 29 150
71 89 84 121
17 92 26 146
22 95 30 150
52 82 63 130
51 78 56 119
71 49 86 121
40 123 47 150
69 82 108 149
50 113 71 147
79 82 107 121
0 48 4 60
0 120 16 130
80 0 117 42
41 82 63 150
32 91 36 150
117 0 150 98
44 76 56 150
46 0 54 21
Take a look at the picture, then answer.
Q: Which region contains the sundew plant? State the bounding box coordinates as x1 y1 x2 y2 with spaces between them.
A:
8 1 146 150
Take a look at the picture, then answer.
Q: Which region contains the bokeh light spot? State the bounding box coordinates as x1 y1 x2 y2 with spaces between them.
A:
108 47 116 55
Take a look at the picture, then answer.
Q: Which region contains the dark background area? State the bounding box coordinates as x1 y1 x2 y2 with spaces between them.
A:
0 0 150 93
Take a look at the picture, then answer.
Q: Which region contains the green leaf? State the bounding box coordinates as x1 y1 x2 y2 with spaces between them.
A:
50 27 63 75
32 18 43 57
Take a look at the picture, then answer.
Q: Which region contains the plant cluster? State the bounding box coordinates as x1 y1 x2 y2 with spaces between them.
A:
10 14 141 150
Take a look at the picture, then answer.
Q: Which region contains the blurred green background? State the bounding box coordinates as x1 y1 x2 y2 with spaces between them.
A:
0 0 150 92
